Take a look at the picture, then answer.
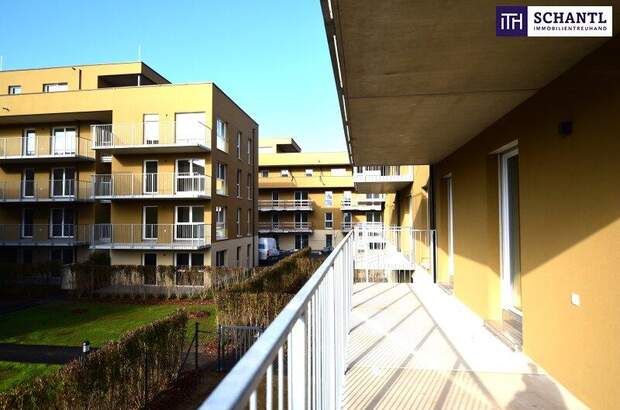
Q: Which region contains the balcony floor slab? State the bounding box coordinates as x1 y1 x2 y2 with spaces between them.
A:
344 278 587 409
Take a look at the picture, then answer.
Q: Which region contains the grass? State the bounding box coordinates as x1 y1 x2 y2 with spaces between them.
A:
0 300 217 392
0 362 61 392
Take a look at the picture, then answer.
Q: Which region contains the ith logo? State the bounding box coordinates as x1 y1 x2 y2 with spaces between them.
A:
496 6 528 36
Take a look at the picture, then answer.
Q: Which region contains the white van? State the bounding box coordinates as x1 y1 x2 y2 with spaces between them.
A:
258 237 280 262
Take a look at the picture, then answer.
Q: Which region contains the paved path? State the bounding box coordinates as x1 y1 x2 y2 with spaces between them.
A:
0 343 91 364
343 276 588 409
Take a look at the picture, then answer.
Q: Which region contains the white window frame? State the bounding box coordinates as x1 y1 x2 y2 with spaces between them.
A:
8 85 22 95
143 114 160 144
324 191 333 207
143 206 158 240
175 158 206 194
21 208 34 238
236 208 241 237
175 112 206 145
143 160 159 194
43 83 68 93
174 205 204 240
215 250 227 267
236 169 242 198
305 169 313 176
216 162 228 196
50 167 75 198
22 168 35 198
325 212 333 229
175 252 204 268
281 169 289 177
247 137 252 164
22 128 36 156
216 118 228 152
49 208 74 238
216 206 227 240
236 131 242 159
51 126 77 156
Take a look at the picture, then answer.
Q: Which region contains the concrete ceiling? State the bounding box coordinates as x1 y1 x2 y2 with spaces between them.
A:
324 0 619 165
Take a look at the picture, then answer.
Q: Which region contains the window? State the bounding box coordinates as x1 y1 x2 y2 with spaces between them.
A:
216 250 227 267
247 244 252 268
50 208 74 238
236 208 241 236
51 248 74 265
281 169 289 177
247 137 252 164
143 206 158 239
216 118 228 152
216 206 227 240
295 234 309 249
51 168 75 197
294 191 308 205
22 168 34 198
175 206 204 239
271 213 279 225
8 85 21 95
272 191 279 201
260 169 268 178
331 168 347 176
176 112 205 144
176 159 205 193
216 162 227 195
143 253 157 285
247 209 252 235
236 246 241 267
247 173 252 199
324 191 333 207
175 252 204 267
22 209 34 238
236 131 242 159
43 83 68 92
51 127 76 155
305 169 313 176
325 212 333 229
236 170 242 198
144 114 159 144
144 160 158 193
22 129 35 156
326 234 333 249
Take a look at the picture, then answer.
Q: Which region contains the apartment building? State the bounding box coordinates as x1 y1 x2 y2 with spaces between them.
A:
324 2 620 408
0 62 258 269
258 138 393 251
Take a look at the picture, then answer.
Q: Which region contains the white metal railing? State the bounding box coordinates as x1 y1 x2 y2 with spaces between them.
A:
0 180 92 201
91 121 210 149
0 224 90 244
258 221 313 232
92 173 211 198
202 230 354 409
340 197 383 210
0 134 94 159
258 199 313 210
91 223 211 248
353 166 413 183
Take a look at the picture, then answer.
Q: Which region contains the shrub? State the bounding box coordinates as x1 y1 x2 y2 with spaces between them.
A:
0 311 188 410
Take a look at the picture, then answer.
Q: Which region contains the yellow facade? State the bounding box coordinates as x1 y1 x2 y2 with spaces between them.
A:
0 62 258 268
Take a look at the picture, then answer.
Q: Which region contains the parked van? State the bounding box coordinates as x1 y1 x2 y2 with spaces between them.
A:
258 237 280 262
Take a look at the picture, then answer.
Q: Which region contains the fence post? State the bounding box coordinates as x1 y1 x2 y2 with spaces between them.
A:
195 322 199 371
217 324 222 372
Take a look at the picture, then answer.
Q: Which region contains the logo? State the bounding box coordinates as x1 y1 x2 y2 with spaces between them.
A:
496 6 612 37
497 6 528 36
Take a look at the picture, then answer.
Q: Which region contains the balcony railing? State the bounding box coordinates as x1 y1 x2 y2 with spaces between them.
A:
340 197 383 211
201 225 436 409
0 180 93 202
258 221 312 233
92 173 211 199
0 135 94 161
258 175 354 189
91 121 210 150
91 224 211 250
202 230 354 409
353 166 413 183
0 224 90 245
258 199 313 211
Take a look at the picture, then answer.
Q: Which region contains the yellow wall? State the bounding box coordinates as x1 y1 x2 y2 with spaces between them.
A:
432 40 620 409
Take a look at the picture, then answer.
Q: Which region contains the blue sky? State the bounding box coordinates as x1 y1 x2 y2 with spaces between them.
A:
0 0 345 152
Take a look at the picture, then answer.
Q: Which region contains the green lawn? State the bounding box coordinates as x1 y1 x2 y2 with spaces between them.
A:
0 301 217 392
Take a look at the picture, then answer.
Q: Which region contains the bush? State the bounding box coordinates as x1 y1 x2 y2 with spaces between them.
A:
0 261 64 298
0 311 188 410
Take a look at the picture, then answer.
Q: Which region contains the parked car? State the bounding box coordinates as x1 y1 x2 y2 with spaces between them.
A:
258 237 280 262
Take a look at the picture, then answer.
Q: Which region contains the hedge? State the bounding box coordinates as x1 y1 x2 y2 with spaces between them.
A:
215 249 324 326
0 311 188 410
0 261 64 298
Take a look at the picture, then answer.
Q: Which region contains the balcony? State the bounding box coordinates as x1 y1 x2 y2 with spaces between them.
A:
202 225 585 409
353 166 413 193
0 180 93 203
91 121 210 154
92 174 211 200
91 224 211 250
0 224 90 246
0 135 95 163
258 175 353 189
258 199 313 212
258 221 312 233
340 197 384 211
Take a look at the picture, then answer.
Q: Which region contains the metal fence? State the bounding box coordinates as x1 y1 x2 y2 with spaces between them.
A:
201 230 354 409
